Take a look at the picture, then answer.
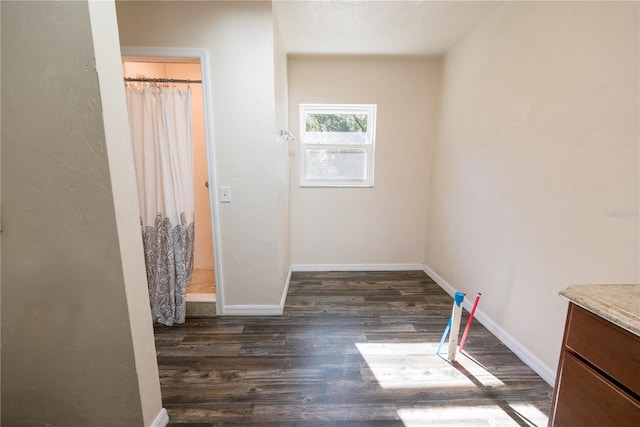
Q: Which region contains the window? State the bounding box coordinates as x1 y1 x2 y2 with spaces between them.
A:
299 104 377 187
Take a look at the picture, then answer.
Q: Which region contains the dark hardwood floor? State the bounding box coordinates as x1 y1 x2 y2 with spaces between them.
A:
155 271 552 426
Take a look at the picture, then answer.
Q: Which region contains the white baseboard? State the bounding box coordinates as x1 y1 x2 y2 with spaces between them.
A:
291 263 425 272
150 408 169 427
223 304 284 315
422 265 556 386
280 266 292 308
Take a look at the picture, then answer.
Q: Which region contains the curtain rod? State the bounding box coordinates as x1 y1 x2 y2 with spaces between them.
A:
124 77 202 84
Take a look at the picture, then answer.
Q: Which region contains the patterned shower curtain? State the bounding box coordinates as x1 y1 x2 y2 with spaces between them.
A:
126 84 195 326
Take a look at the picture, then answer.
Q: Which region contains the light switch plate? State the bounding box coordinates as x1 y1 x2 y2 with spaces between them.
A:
220 186 231 203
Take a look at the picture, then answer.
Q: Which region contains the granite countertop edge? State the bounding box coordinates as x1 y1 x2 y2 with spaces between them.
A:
560 284 640 337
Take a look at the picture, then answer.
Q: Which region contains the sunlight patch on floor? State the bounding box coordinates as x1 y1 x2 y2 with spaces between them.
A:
397 403 548 426
356 342 504 389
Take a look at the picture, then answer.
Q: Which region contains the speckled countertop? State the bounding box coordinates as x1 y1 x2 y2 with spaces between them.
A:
560 284 640 336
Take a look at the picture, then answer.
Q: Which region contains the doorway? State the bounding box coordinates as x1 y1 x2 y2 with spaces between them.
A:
122 47 223 315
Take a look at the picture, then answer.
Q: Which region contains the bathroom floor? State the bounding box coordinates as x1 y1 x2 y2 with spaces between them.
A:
187 268 216 295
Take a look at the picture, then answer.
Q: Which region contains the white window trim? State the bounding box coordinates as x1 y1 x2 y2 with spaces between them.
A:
299 104 377 188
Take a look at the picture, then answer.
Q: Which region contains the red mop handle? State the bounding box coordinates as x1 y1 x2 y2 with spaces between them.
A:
459 293 481 352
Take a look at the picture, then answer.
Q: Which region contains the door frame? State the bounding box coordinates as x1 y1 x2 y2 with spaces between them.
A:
121 46 224 315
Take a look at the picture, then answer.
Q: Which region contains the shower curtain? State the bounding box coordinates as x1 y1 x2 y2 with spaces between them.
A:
126 85 195 326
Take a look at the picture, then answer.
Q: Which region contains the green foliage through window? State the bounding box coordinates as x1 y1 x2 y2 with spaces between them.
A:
306 114 368 133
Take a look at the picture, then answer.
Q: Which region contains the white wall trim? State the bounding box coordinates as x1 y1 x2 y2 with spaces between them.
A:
292 263 425 272
224 305 284 316
280 266 293 308
150 408 169 427
422 265 556 386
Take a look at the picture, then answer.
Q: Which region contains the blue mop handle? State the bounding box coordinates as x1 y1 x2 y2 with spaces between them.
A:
436 317 452 355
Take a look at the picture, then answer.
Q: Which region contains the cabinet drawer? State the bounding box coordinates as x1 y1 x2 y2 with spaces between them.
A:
552 351 640 427
565 303 640 396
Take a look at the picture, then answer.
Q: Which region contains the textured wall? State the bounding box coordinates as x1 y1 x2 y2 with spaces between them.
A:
288 56 441 266
273 9 291 291
425 1 639 377
1 0 162 425
116 0 290 308
88 1 164 423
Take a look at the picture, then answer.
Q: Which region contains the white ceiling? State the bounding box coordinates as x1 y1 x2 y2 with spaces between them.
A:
273 0 503 56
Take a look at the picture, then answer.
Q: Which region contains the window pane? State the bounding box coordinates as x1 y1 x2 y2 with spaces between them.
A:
305 113 368 145
305 149 367 180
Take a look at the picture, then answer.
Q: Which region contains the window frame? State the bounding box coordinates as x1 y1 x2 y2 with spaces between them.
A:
299 103 377 188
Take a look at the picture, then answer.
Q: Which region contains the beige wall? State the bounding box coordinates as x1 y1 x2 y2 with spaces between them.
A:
273 9 291 286
123 61 166 79
1 1 162 424
288 56 441 265
88 2 164 424
116 0 290 307
426 1 639 377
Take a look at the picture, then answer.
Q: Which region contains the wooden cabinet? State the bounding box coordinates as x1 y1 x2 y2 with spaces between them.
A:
549 303 640 426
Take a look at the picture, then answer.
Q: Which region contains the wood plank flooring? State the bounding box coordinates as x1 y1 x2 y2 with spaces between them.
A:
155 271 552 426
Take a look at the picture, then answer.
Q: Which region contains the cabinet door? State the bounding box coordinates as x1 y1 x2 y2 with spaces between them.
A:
552 352 640 427
565 304 640 396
